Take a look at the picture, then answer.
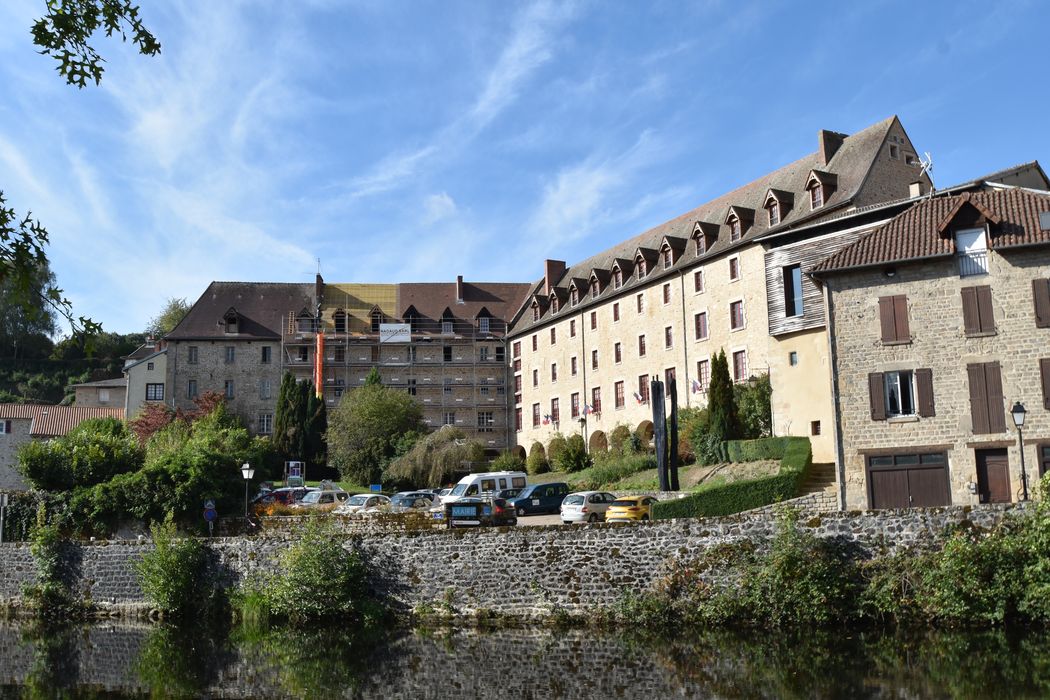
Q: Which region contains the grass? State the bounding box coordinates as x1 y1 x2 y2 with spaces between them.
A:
530 462 734 493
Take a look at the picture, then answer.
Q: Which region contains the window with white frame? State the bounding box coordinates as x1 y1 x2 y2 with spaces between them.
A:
732 350 748 382
884 370 916 417
224 380 234 399
694 269 704 293
258 413 273 434
479 317 490 333
730 300 745 330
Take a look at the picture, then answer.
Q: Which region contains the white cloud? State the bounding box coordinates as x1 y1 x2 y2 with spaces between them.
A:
423 192 457 223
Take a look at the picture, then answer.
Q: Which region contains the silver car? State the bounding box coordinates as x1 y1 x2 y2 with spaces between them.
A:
560 491 618 524
334 493 391 515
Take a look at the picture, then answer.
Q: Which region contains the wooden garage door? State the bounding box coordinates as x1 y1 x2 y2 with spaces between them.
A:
867 452 951 509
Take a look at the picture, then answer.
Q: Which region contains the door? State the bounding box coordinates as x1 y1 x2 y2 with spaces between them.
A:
975 449 1011 503
867 453 951 509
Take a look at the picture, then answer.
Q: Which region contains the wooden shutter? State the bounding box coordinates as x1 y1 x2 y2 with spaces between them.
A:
3 420 9 433
1034 279 1050 328
985 362 1006 433
961 287 980 335
894 296 910 341
976 286 994 334
968 363 990 434
1041 358 1050 410
915 368 935 417
878 297 896 342
869 372 886 420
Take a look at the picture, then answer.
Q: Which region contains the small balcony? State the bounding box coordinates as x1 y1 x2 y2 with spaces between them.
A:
957 250 988 277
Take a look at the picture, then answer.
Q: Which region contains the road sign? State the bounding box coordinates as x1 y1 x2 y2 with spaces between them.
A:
204 508 217 522
204 499 216 510
370 483 382 492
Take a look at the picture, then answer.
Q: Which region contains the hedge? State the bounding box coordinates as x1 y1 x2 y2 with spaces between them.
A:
653 437 812 520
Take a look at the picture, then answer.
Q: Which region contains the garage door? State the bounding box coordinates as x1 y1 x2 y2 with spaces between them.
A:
867 452 950 509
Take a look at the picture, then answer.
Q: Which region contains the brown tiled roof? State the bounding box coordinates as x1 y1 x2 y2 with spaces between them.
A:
166 282 314 340
396 282 533 325
811 188 1050 274
510 116 902 333
0 404 125 437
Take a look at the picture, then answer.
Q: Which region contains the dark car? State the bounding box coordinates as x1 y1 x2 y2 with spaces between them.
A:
507 482 570 516
251 486 317 511
444 497 517 528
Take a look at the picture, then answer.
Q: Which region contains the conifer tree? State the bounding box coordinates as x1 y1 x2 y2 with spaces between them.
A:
708 349 741 442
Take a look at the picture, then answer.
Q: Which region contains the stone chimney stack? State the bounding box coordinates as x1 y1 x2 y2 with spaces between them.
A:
909 181 928 198
543 260 566 296
818 130 845 165
456 275 464 303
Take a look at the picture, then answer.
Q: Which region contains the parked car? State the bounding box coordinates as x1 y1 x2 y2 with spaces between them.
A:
443 496 517 528
605 496 657 522
507 482 570 516
291 488 350 510
251 486 317 512
334 493 391 514
560 491 619 524
492 488 521 500
389 491 436 512
442 471 528 504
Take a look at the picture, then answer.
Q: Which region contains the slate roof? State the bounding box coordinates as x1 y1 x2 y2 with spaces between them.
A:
165 282 314 340
68 377 127 389
397 282 533 325
510 116 904 333
811 188 1050 274
0 404 125 437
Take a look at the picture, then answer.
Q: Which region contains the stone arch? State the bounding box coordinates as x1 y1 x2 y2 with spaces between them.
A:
635 420 654 446
511 444 526 461
528 442 546 460
588 430 608 453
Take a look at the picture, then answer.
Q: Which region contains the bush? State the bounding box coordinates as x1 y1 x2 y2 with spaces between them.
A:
489 450 525 473
735 373 772 439
547 434 567 466
608 425 633 454
18 417 143 491
384 427 484 488
21 504 83 620
554 434 592 473
136 517 215 617
573 453 655 490
527 442 549 475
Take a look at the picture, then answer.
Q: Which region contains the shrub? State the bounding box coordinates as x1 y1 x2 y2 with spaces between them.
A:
547 434 568 466
735 373 772 439
18 417 143 491
574 453 655 490
554 434 592 473
22 505 82 620
136 517 215 617
608 425 633 454
527 441 549 475
489 450 525 473
384 427 484 488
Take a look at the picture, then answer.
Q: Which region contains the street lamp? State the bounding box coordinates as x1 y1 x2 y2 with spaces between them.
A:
1011 402 1029 502
241 462 255 517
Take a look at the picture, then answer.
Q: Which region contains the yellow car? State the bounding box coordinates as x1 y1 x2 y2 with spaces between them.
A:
605 495 657 522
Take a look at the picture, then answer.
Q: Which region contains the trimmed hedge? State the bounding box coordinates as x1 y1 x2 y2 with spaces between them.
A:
654 437 812 520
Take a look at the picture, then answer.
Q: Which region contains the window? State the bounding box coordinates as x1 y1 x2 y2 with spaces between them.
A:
665 367 676 387
662 247 673 269
329 345 343 363
371 345 380 363
513 358 521 372
187 380 198 399
613 303 620 322
516 408 523 432
443 346 453 362
810 183 824 209
479 346 490 362
1033 279 1050 327
146 383 164 401
551 363 558 382
696 360 710 391
885 370 916 417
811 421 821 436
550 327 557 345
638 375 649 403
444 378 453 395
662 283 671 304
613 267 623 288
591 349 599 370
956 227 989 277
258 413 273 435
514 375 522 393
729 257 740 281
571 393 580 418
730 300 745 330
479 317 490 333
768 200 780 226
571 356 578 376
789 351 799 366
961 286 995 336
371 311 383 333
225 346 235 364
532 305 540 322
966 362 1006 434
496 345 505 363
637 258 647 279
98 388 110 403
532 369 539 387
532 335 538 351
784 264 803 317
615 381 625 408
550 295 559 314
0 421 9 434
442 319 454 334
590 278 600 298
590 311 597 330
732 350 747 382
224 380 234 400
570 319 576 337
614 342 622 363
570 287 579 306
444 411 456 426
261 346 272 364
259 379 271 400
694 270 704 293
591 386 602 413
664 326 673 349
532 403 541 427
146 362 154 371
694 312 708 340
297 346 308 362
513 341 521 358
638 334 647 357
695 232 707 255
878 295 910 343
905 153 917 166
729 216 741 242
188 346 198 364
407 379 417 396
478 412 494 433
1043 359 1050 413
334 311 346 333
551 398 560 423
889 144 899 159
869 368 934 420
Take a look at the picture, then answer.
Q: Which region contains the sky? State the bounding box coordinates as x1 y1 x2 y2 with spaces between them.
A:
0 0 1048 335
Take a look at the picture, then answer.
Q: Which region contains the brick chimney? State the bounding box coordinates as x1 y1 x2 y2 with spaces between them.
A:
818 130 845 165
455 275 464 303
543 260 566 296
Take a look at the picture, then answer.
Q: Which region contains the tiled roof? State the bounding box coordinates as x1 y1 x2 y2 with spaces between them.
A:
166 282 314 340
510 116 902 333
397 282 533 325
0 404 125 437
811 188 1050 274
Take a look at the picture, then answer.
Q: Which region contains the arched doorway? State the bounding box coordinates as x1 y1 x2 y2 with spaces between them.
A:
635 420 654 447
511 445 526 461
588 430 608 453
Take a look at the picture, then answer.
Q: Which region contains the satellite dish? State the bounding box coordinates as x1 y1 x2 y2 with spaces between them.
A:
919 152 933 179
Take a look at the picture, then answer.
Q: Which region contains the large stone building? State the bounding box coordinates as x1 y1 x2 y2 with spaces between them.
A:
812 186 1050 508
508 116 933 464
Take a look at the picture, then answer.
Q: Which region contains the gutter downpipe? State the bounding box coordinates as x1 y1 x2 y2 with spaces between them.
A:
823 279 848 511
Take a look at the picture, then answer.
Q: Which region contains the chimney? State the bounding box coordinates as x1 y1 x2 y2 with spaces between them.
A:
314 273 324 310
818 130 845 165
543 259 566 296
455 275 464 303
909 181 928 198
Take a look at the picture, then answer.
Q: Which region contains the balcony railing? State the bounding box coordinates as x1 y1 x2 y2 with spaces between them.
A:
958 250 989 277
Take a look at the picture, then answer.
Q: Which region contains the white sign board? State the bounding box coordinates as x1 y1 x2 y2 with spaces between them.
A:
379 323 411 343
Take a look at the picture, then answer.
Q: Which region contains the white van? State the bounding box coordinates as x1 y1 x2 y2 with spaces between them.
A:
441 471 528 504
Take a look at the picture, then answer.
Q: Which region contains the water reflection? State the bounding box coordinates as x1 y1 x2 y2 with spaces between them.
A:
0 620 1049 698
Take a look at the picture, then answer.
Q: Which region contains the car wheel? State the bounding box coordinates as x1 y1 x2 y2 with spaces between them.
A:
641 514 650 521
517 507 526 516
587 513 598 523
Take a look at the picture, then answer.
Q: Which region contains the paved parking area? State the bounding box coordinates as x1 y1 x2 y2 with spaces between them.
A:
515 513 565 527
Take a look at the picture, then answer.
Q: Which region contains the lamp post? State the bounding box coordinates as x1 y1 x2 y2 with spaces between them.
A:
241 462 255 517
1011 402 1029 502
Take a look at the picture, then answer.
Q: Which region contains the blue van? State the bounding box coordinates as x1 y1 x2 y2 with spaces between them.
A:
508 482 570 516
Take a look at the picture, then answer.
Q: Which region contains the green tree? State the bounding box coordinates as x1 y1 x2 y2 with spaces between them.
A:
526 441 549 475
326 382 425 485
0 262 58 359
555 433 592 473
708 349 741 441
273 373 300 459
17 416 143 490
364 366 382 386
735 373 773 439
145 297 190 338
384 426 483 488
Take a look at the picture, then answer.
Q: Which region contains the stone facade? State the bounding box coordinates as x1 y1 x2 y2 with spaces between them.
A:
0 417 31 491
826 248 1050 509
122 349 166 419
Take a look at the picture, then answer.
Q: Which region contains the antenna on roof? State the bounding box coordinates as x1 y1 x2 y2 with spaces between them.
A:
918 152 935 198
316 258 321 275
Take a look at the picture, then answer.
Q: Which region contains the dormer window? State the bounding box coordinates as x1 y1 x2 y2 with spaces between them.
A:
810 184 823 209
550 294 560 313
695 235 706 255
442 314 455 334
333 310 346 334
532 303 540 322
225 318 238 334
405 312 417 332
767 200 780 226
479 317 490 333
570 286 579 306
636 257 647 279
590 278 600 299
613 267 623 288
662 247 672 269
729 215 742 242
370 309 383 333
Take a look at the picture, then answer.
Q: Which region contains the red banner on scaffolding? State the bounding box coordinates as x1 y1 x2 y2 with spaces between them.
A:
314 332 324 397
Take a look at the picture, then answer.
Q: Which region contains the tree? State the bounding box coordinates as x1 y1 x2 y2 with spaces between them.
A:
145 298 190 338
555 434 592 473
272 373 328 474
735 373 773 439
273 373 300 459
384 426 483 488
0 262 58 359
701 349 741 464
326 383 425 486
18 417 143 491
527 441 549 475
364 367 382 386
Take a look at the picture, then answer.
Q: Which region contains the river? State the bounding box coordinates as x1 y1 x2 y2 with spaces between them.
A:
0 620 1048 698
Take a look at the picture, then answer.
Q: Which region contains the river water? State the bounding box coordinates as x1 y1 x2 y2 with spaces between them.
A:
0 620 1048 698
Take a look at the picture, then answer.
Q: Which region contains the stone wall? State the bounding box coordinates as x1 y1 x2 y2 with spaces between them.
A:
0 504 1023 616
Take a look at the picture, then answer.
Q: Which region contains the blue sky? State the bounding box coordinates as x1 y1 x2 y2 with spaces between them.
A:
0 0 1047 334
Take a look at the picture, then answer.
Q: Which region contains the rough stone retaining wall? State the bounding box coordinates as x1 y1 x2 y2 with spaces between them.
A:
0 504 1025 616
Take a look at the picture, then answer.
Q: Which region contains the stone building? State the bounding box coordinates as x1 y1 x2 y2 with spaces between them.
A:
122 345 167 418
68 377 127 408
509 116 934 463
812 187 1050 509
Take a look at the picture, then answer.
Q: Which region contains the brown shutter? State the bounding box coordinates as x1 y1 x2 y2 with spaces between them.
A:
893 295 910 341
1034 279 1050 328
976 286 994 334
985 361 1006 433
968 363 990 434
1041 358 1050 411
3 420 9 433
879 297 896 342
915 368 935 417
961 287 979 335
869 372 886 420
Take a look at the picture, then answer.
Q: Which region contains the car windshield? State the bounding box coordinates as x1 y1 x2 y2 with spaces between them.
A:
346 496 369 506
564 495 585 505
391 496 412 505
610 500 636 507
451 483 468 496
300 492 321 504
